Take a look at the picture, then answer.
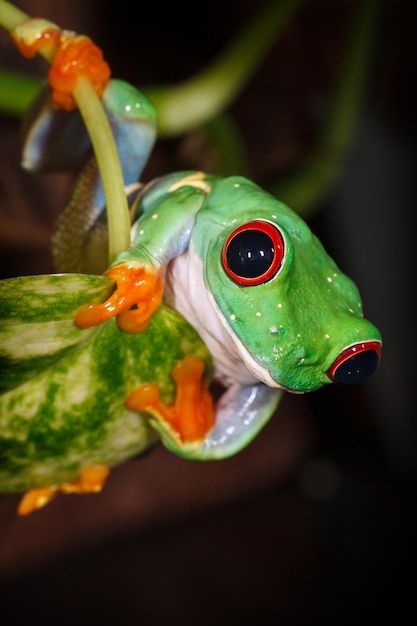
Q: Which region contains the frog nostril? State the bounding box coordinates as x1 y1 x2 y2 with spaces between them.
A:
328 341 381 384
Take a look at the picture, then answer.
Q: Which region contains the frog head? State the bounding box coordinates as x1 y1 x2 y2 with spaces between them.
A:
196 176 381 392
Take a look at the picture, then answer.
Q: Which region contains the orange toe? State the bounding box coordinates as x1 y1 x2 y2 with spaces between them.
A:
18 486 56 516
75 264 162 332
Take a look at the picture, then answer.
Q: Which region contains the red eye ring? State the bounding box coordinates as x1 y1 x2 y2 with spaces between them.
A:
222 220 285 286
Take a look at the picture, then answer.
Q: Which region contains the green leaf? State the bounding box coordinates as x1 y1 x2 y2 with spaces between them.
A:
0 274 212 492
0 274 115 392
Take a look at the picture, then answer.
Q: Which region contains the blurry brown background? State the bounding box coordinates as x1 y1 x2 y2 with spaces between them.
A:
0 1 415 624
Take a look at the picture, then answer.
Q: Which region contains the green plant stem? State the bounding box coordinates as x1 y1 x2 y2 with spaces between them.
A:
0 0 27 29
72 77 131 263
0 0 131 263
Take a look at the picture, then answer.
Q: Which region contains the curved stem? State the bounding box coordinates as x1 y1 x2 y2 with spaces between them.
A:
0 0 27 29
72 77 131 263
0 0 131 263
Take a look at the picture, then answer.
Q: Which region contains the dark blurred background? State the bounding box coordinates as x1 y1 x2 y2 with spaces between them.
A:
0 0 415 623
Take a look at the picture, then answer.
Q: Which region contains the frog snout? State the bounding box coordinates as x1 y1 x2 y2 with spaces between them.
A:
327 341 381 384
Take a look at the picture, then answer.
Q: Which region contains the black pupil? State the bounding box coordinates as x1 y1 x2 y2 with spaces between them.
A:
226 229 275 279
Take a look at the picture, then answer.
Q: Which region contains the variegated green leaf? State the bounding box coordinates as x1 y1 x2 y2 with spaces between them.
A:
0 274 115 392
0 274 212 492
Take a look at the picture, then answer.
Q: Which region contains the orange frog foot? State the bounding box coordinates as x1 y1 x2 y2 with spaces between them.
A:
126 356 215 444
11 21 110 111
18 464 110 516
75 264 164 333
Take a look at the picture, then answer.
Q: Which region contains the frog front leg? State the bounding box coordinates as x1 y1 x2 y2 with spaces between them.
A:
75 177 211 332
74 261 164 332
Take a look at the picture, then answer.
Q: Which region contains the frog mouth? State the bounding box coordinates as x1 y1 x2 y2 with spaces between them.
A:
327 341 382 384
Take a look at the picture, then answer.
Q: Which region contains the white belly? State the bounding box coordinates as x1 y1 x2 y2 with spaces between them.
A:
164 244 261 388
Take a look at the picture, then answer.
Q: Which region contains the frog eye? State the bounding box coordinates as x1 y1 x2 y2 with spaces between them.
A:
327 341 381 384
222 220 285 286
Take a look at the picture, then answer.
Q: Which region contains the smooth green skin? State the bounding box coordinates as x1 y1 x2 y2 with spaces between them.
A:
196 176 381 391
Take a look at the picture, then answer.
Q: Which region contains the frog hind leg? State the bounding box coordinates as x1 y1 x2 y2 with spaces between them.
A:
126 356 214 444
17 464 110 516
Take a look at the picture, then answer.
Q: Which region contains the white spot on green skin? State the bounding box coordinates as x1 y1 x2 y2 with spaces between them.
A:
324 333 330 339
327 276 333 283
233 183 240 188
151 214 158 220
272 345 284 358
277 303 283 309
230 314 236 321
256 312 262 317
269 325 279 334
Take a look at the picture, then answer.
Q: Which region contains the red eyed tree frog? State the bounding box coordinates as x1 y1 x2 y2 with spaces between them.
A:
0 20 381 514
